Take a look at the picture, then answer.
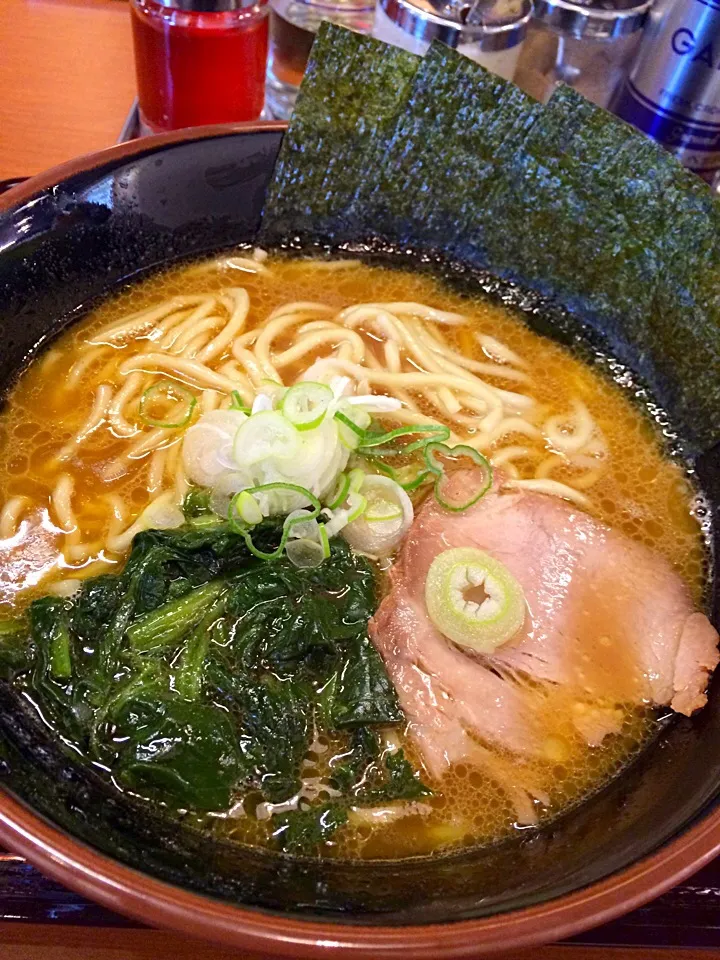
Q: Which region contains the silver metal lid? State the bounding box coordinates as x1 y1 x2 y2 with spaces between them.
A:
531 0 651 39
153 0 263 10
378 0 532 49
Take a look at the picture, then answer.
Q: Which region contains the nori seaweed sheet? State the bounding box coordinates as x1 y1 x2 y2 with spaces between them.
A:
261 24 720 453
360 44 541 253
259 24 420 246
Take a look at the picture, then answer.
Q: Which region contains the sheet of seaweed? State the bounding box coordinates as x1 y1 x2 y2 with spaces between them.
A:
260 24 720 453
359 44 542 253
259 24 420 246
480 87 660 367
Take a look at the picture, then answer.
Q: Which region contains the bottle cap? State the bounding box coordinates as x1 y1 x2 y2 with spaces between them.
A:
532 0 651 40
378 0 532 50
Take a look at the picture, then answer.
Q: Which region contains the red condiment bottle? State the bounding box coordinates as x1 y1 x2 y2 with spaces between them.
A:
130 0 269 134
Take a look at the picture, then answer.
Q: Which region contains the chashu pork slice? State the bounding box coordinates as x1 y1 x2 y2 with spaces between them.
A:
370 472 718 790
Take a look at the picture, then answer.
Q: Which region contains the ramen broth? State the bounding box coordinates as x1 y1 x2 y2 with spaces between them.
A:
0 256 707 859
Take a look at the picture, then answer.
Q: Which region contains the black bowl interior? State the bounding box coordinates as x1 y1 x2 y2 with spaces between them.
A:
0 129 718 925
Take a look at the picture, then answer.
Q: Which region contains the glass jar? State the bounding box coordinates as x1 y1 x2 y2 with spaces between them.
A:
372 0 532 81
130 0 270 134
266 0 375 119
514 0 651 108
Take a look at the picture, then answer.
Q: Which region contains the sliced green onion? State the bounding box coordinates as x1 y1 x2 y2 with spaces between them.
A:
235 490 263 525
424 442 493 512
234 410 300 466
285 538 326 569
325 468 367 513
139 380 197 429
357 424 450 455
347 491 367 523
347 468 366 493
341 475 414 554
323 490 367 538
281 381 333 431
326 472 351 510
318 523 331 559
365 498 403 522
285 508 320 541
335 409 369 450
230 390 250 414
425 547 525 654
400 469 434 492
228 483 321 561
252 393 274 414
372 458 433 493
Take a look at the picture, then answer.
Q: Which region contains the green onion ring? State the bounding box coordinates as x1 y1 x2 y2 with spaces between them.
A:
228 482 322 561
424 442 493 512
325 472 351 510
229 390 250 414
139 380 197 429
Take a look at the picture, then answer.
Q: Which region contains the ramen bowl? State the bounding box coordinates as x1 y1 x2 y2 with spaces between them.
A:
0 123 719 958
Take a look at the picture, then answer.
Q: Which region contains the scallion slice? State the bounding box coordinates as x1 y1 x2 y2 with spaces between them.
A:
425 442 492 512
139 380 197 429
230 390 250 414
326 472 351 510
235 490 263 526
285 508 320 541
357 424 450 456
335 408 370 450
322 491 367 538
372 458 433 492
281 381 333 431
340 476 413 555
233 411 300 466
228 482 322 561
425 547 525 653
286 537 326 569
318 523 331 559
347 468 366 494
365 499 403 522
346 491 367 523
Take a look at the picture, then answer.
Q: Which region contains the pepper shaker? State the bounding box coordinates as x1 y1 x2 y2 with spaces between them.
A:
373 0 533 81
514 0 652 108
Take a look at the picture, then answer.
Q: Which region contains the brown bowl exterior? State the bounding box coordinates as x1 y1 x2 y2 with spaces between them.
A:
1 123 720 957
1 782 720 957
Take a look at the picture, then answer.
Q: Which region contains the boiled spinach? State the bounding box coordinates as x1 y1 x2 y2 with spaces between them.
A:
274 802 349 855
0 507 425 850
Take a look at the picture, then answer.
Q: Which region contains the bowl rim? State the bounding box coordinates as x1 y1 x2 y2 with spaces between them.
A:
1 122 720 956
0 120 288 214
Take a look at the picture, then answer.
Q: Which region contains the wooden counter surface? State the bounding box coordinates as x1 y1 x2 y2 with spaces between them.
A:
0 0 136 180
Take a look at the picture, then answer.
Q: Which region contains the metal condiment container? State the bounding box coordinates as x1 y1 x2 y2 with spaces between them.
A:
514 0 652 107
373 0 533 81
612 0 720 183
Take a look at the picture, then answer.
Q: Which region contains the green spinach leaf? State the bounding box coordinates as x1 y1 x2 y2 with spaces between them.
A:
273 802 349 855
4 506 423 835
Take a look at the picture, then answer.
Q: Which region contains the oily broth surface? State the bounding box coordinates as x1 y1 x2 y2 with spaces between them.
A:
0 256 706 858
